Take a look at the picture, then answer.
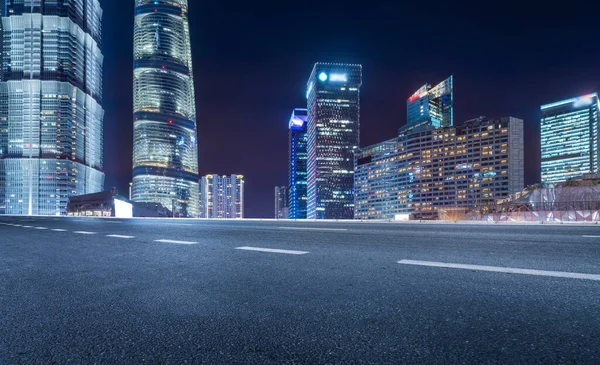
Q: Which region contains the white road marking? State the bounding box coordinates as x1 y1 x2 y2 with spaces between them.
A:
582 235 600 238
74 231 96 235
22 226 33 228
398 259 600 282
278 227 348 232
107 235 135 239
235 246 309 255
34 227 48 230
51 229 68 232
155 239 198 245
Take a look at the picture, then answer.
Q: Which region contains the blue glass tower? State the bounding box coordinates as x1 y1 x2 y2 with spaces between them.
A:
288 108 308 219
541 94 600 184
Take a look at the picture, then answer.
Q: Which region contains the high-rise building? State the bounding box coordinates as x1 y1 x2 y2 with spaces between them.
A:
306 63 362 220
132 0 199 217
406 76 453 130
288 108 308 219
275 186 288 219
199 174 244 219
541 94 600 185
355 117 525 220
0 0 104 216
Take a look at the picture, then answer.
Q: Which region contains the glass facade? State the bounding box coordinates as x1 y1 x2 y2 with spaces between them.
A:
541 94 600 185
288 108 308 219
355 117 525 220
132 0 199 217
406 76 453 130
306 63 362 220
0 0 104 216
199 174 244 219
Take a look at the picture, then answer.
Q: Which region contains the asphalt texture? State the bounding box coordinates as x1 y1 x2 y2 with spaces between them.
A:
1 216 600 364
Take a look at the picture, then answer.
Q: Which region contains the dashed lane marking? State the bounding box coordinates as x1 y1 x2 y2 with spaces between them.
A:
155 239 199 245
235 246 309 255
74 231 96 235
398 259 600 282
107 235 135 239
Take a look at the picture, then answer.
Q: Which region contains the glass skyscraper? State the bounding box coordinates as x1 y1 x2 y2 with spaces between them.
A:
288 108 308 219
132 0 199 217
406 76 453 130
199 174 244 219
541 94 600 184
0 0 104 216
306 63 362 220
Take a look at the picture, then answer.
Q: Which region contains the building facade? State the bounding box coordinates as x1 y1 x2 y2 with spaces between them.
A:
288 108 308 219
0 0 104 215
541 94 600 185
132 0 199 217
275 186 288 219
355 117 525 220
406 76 454 130
306 63 362 219
200 174 244 219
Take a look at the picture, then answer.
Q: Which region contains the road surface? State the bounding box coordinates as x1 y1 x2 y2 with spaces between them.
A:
1 216 599 364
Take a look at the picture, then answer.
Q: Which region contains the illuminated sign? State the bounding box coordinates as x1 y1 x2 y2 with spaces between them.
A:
329 74 348 82
114 198 133 218
318 72 328 82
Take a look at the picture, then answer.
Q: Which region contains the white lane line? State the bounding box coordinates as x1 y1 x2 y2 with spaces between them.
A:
155 239 198 245
74 231 96 235
278 227 348 232
235 246 309 255
34 227 48 230
398 260 600 282
582 235 600 238
51 229 68 232
22 226 33 228
106 235 135 239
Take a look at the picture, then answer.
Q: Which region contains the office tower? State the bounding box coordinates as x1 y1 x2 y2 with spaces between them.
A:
199 174 244 219
275 186 288 219
132 0 199 217
288 108 308 219
355 117 525 220
0 0 104 216
406 76 454 130
306 63 362 219
541 94 600 184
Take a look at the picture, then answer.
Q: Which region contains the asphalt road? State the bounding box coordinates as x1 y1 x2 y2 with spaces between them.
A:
1 217 599 364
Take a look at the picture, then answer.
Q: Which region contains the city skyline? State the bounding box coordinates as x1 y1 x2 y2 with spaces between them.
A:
99 1 598 217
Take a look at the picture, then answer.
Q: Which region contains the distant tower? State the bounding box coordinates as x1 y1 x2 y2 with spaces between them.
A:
288 108 308 219
275 186 288 219
0 0 105 215
132 0 199 217
541 94 600 184
306 63 362 219
200 175 245 219
406 76 453 130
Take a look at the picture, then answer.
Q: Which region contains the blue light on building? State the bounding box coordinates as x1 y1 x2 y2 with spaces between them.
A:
289 108 308 219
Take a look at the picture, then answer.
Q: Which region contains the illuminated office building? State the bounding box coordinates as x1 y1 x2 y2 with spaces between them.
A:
541 94 600 185
288 108 308 219
355 117 524 220
306 63 362 219
132 0 199 217
406 76 453 130
275 186 288 219
200 174 244 219
0 0 104 215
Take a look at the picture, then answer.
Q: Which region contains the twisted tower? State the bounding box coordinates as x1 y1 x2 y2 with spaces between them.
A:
132 0 199 217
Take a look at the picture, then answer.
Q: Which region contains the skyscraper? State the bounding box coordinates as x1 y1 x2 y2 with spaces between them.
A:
132 0 199 217
288 108 308 219
541 94 600 184
274 186 288 219
0 0 104 216
306 63 362 220
406 76 453 130
199 174 244 219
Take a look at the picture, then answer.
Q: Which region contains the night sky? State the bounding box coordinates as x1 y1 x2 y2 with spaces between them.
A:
102 1 600 218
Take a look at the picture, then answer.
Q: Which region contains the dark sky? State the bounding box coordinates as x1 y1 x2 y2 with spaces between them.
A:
102 1 600 218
